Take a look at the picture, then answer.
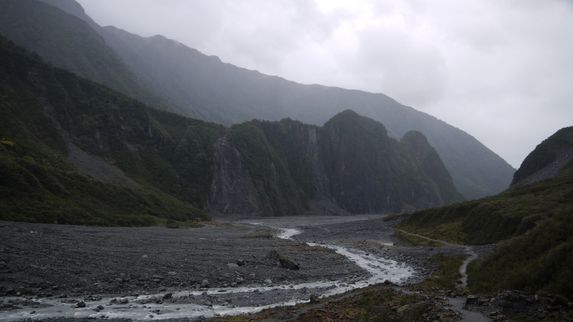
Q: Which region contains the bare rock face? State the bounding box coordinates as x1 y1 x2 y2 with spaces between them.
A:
208 111 463 217
319 110 462 213
209 136 260 215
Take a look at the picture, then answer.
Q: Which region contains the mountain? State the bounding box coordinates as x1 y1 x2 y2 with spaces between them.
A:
0 35 462 223
101 26 513 200
0 35 222 225
210 112 463 217
0 0 515 200
401 127 573 300
512 127 573 186
319 111 463 213
0 0 147 100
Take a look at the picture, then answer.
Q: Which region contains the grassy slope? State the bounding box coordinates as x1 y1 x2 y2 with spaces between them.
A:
0 36 222 225
400 165 573 299
0 142 204 226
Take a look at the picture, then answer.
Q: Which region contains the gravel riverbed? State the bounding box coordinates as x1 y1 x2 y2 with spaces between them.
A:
0 215 435 321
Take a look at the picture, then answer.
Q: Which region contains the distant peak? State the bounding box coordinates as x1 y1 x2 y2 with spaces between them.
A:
335 109 360 118
37 0 94 26
402 131 429 144
324 109 389 137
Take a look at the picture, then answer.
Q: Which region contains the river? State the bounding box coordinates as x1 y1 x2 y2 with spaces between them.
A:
1 215 415 321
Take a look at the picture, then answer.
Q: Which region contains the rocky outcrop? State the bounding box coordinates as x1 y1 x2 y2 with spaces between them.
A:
209 111 463 216
512 127 573 186
401 131 464 204
209 136 260 215
320 111 462 213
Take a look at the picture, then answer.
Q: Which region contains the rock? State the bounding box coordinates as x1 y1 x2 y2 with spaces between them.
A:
94 305 104 312
478 298 489 306
227 263 239 269
466 295 478 306
201 279 209 288
168 271 177 276
267 250 300 270
397 305 410 313
110 298 129 305
163 293 172 300
76 301 86 308
309 294 320 304
264 279 272 285
236 259 246 266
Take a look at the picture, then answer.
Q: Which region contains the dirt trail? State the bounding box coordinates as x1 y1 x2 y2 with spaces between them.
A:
397 229 478 288
397 229 489 322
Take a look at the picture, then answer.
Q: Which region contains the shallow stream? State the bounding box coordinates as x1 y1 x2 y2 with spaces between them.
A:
1 220 415 321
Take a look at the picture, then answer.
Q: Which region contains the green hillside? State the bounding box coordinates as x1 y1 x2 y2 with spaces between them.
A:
0 36 221 225
401 130 573 299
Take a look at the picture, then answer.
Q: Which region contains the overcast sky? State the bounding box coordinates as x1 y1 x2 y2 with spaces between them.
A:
78 0 573 167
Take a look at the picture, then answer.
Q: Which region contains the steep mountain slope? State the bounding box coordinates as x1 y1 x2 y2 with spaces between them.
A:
101 26 513 200
0 0 149 101
512 126 573 186
401 127 573 299
0 0 515 200
210 112 463 217
0 36 462 222
0 36 222 225
320 111 462 213
401 131 463 205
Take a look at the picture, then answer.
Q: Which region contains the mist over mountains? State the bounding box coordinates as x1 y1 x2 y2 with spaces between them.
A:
1 1 573 319
0 0 515 201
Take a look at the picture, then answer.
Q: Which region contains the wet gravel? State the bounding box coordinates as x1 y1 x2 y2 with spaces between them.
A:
0 220 363 299
0 215 444 321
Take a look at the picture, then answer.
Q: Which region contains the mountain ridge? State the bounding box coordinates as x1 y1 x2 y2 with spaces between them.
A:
0 36 462 223
1 0 516 200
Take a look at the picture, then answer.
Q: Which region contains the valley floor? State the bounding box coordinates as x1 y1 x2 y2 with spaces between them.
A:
0 216 568 321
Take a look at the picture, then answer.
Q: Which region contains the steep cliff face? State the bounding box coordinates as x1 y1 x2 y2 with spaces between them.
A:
320 111 461 213
401 131 464 205
208 111 463 216
512 127 573 186
209 136 260 215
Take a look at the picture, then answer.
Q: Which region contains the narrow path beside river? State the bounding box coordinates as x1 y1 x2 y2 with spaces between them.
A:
397 229 489 322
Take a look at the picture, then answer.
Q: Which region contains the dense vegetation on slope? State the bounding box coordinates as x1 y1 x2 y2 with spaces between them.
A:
0 35 464 222
101 25 514 200
2 0 515 200
226 122 306 216
401 128 573 299
320 111 463 213
512 126 573 185
0 0 149 101
209 113 463 216
0 36 221 225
